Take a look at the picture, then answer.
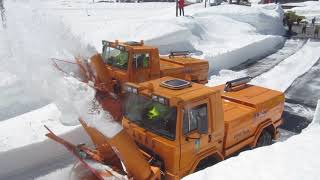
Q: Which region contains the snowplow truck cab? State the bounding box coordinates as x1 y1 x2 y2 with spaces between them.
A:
87 40 209 94
121 76 284 179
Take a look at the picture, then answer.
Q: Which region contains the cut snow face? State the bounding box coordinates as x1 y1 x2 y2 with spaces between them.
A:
0 1 96 121
32 1 286 74
183 100 320 180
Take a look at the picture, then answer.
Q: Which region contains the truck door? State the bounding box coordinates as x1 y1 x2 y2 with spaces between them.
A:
131 52 151 83
180 100 212 175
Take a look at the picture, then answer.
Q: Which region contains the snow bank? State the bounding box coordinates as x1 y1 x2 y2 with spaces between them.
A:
0 2 121 178
0 1 96 121
286 1 320 20
35 1 285 73
35 165 73 180
207 40 320 92
183 100 320 180
0 104 89 179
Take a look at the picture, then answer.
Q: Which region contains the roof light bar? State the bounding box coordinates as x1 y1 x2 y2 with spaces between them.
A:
169 51 190 58
224 76 252 92
124 84 138 94
152 94 169 105
102 40 111 46
117 45 125 51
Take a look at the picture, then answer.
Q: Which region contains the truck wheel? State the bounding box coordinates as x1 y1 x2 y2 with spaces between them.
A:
256 130 272 148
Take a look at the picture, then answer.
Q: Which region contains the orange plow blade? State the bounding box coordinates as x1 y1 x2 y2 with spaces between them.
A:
51 57 94 83
44 126 127 180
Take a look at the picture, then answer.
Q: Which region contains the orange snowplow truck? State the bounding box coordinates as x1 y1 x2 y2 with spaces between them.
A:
46 77 284 180
53 40 208 120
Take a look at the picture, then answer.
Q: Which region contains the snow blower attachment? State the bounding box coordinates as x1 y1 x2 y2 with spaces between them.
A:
45 120 161 180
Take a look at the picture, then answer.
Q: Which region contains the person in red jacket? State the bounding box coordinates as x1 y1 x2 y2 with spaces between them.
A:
178 0 185 16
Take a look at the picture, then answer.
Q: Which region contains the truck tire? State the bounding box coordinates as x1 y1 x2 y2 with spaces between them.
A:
256 130 272 148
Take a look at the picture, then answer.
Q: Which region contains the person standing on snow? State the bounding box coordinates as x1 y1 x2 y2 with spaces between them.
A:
287 18 293 35
312 17 316 27
314 25 319 38
0 0 5 29
302 23 307 34
178 0 185 16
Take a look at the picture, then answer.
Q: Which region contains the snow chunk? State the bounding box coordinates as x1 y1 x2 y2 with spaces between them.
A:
57 76 122 138
206 70 247 87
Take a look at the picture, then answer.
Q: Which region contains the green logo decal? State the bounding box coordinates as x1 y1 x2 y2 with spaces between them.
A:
148 106 159 120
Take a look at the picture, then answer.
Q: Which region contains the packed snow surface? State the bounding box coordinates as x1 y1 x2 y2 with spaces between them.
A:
252 40 320 92
184 100 320 180
207 40 320 92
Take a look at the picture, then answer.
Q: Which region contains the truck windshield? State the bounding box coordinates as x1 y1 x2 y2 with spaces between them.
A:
124 94 177 140
101 45 129 70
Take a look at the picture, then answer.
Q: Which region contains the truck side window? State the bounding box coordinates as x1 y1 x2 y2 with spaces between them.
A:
133 53 149 68
183 104 208 134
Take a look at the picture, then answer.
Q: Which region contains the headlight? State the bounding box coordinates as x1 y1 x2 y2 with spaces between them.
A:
152 95 158 101
124 85 138 94
158 97 165 104
102 40 110 46
117 45 125 51
152 94 168 105
132 88 138 94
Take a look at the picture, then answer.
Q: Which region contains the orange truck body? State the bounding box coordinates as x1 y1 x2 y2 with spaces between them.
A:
82 40 208 95
47 76 284 180
120 77 284 179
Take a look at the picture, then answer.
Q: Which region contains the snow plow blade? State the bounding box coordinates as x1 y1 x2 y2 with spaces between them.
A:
45 120 161 180
44 126 126 180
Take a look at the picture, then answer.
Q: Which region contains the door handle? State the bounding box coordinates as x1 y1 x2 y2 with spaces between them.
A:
185 134 201 142
208 134 212 143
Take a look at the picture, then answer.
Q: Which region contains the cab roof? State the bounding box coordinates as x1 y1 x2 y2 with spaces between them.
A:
104 40 156 51
139 77 218 103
